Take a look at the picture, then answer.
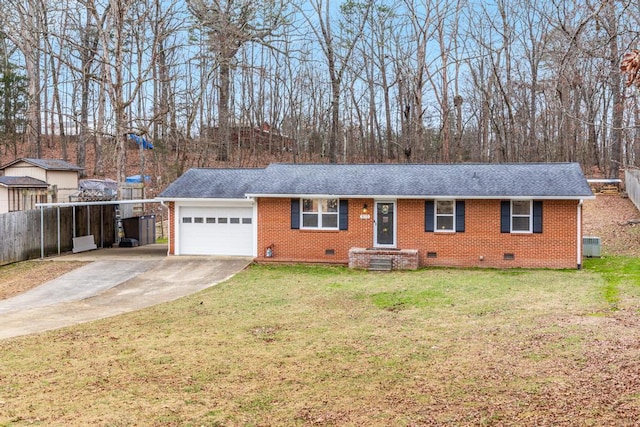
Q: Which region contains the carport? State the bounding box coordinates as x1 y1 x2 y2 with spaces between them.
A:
35 199 165 258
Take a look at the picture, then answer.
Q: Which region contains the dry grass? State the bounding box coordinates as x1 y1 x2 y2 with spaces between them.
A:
0 261 87 300
1 263 639 426
0 195 638 425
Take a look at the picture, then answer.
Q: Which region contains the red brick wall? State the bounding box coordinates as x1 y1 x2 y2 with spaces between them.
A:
257 198 375 263
256 198 582 269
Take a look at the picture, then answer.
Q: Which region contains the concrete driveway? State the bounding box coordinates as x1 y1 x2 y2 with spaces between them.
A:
0 244 252 340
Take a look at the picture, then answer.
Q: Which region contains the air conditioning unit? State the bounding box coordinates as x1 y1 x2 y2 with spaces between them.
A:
583 236 601 258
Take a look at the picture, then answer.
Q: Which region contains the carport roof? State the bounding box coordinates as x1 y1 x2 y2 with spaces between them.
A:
158 163 594 200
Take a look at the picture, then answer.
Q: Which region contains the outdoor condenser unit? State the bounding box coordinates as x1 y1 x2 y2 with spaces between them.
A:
583 236 601 258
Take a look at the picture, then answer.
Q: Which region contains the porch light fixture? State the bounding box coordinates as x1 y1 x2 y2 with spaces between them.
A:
362 203 368 214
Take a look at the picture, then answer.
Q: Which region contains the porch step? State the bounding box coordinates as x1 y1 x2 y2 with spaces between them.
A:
368 257 393 272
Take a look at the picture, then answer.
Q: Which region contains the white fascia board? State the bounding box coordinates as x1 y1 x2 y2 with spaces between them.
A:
157 197 254 203
586 178 622 183
172 198 255 209
36 199 161 208
246 193 595 200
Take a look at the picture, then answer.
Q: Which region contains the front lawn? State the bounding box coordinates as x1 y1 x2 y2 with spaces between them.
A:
1 260 639 426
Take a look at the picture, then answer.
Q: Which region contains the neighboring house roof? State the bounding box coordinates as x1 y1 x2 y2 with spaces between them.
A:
158 168 265 199
158 163 594 200
0 158 84 171
0 176 49 188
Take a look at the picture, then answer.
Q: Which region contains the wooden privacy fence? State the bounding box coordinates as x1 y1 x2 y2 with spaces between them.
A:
0 205 117 266
626 169 640 213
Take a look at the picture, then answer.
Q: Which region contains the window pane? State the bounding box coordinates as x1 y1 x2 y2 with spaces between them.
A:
230 217 240 224
303 199 317 212
436 200 453 214
512 217 530 231
437 216 454 230
302 213 318 227
218 217 228 224
242 218 252 224
322 199 338 212
182 217 192 223
512 200 530 215
206 217 215 224
194 217 204 224
322 213 338 228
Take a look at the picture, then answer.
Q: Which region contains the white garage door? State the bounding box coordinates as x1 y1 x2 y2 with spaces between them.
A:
179 206 254 256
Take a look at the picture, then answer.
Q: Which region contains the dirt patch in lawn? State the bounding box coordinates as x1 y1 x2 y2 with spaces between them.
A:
583 194 640 257
0 261 88 300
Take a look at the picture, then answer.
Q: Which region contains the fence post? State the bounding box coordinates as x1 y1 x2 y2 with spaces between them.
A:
57 207 61 255
40 207 44 259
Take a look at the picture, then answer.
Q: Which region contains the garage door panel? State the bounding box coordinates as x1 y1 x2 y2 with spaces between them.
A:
179 206 254 256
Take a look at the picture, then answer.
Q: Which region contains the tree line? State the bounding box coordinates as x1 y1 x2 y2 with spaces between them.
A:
0 0 639 184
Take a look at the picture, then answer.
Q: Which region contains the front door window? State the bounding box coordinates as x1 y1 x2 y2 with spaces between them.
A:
375 201 395 246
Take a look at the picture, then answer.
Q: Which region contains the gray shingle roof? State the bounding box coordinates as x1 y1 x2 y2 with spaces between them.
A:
0 176 49 188
248 163 593 198
158 168 265 199
158 163 594 200
0 158 84 171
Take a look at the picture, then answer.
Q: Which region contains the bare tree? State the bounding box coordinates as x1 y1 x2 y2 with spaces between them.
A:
300 0 372 163
187 0 287 162
0 0 46 157
70 1 105 175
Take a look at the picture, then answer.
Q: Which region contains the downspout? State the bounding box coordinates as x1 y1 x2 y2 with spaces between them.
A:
248 196 258 258
159 200 170 256
577 199 583 269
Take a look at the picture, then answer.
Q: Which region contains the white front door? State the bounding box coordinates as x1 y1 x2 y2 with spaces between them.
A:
374 201 396 247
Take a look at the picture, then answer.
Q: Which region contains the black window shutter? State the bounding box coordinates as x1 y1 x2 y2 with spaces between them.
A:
339 200 349 230
291 198 300 229
455 200 465 232
500 201 510 233
425 200 435 232
533 200 543 233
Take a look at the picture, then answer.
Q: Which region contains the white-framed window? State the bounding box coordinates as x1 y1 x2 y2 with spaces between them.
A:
511 200 532 233
302 198 339 229
435 200 455 231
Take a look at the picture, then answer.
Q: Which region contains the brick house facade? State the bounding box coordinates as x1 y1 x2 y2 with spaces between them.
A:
254 198 581 269
158 163 594 269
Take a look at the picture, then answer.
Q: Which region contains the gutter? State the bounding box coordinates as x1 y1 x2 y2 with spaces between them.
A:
245 193 595 201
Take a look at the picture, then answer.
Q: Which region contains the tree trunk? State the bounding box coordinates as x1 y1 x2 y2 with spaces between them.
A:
24 49 41 157
218 61 231 162
606 2 623 179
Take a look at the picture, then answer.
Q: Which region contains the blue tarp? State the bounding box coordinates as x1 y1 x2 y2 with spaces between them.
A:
125 174 152 183
128 133 153 149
